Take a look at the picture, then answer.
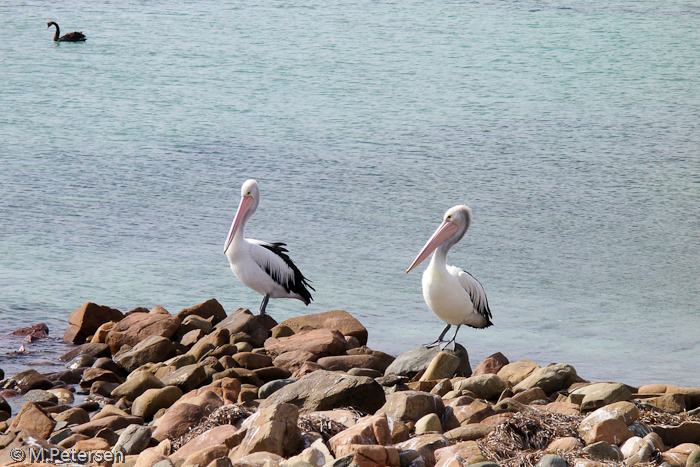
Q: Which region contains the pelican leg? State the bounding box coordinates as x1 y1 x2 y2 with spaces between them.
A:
423 324 451 348
440 325 462 350
258 294 271 316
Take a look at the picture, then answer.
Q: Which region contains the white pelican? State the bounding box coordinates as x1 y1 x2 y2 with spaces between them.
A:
223 179 314 315
406 205 492 348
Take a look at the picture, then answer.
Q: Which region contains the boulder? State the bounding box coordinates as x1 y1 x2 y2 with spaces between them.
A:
329 414 392 456
317 354 387 373
662 443 700 467
231 403 301 460
277 310 368 345
497 359 540 385
536 454 568 467
376 390 444 423
160 364 207 393
451 399 496 425
472 352 510 377
59 342 111 362
513 363 578 394
259 370 385 414
80 367 124 387
0 429 56 465
264 329 347 357
132 386 183 420
183 444 229 467
53 407 90 425
234 352 274 370
112 370 165 400
434 441 484 467
114 336 177 372
415 413 443 434
385 345 471 379
578 401 638 435
273 351 319 373
152 403 205 441
106 312 180 354
444 424 495 442
652 421 700 446
420 352 461 382
8 402 56 438
115 424 153 455
6 369 53 393
63 302 124 344
177 298 227 325
215 308 269 348
546 437 583 453
452 374 506 400
581 418 634 446
582 441 623 461
171 424 242 459
178 377 241 406
570 383 632 412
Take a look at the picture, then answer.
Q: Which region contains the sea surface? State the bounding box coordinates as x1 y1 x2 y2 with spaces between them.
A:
1 0 699 390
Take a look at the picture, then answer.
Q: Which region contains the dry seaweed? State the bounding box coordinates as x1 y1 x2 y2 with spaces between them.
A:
171 403 256 451
298 413 352 442
635 400 700 426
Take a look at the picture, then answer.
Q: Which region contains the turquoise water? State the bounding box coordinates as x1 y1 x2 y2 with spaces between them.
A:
1 0 699 387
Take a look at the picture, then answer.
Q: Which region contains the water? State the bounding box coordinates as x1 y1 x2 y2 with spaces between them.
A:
1 0 699 390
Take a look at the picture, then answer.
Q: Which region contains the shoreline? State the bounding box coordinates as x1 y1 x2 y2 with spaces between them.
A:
1 300 699 467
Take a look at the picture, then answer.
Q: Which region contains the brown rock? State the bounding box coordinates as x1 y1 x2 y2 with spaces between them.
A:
291 361 325 378
63 302 124 344
396 433 451 466
9 402 56 438
277 309 368 345
177 298 227 325
114 336 177 372
661 443 700 467
317 354 385 373
512 386 547 405
231 403 300 460
497 359 540 385
182 444 229 467
7 369 54 393
420 352 461 382
329 414 392 456
452 374 506 400
339 445 400 467
376 390 445 423
80 367 124 388
135 447 169 467
91 322 115 344
74 437 112 451
179 377 242 406
215 309 269 348
452 399 495 425
652 421 700 447
547 436 584 452
231 451 283 467
444 423 495 442
434 441 483 467
72 414 144 437
106 312 181 354
152 403 205 441
640 393 686 413
543 401 581 415
264 329 347 357
346 347 396 373
233 353 273 370
638 385 700 410
53 407 90 425
58 433 91 448
579 401 638 435
273 351 319 373
59 342 112 362
582 418 634 445
172 425 243 459
472 352 510 377
513 363 579 394
253 366 292 383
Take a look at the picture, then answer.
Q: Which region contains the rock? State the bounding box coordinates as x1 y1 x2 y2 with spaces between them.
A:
180 328 206 347
74 436 113 452
234 352 273 370
415 413 443 434
385 345 471 379
215 308 269 348
63 302 124 344
472 352 510 377
451 399 495 425
277 310 368 345
232 451 284 467
265 329 347 357
638 385 700 410
152 403 205 441
581 418 633 446
329 414 392 456
177 298 227 325
513 363 579 394
231 403 301 460
11 323 50 341
6 369 53 393
570 383 632 412
81 367 124 387
68 354 96 369
160 363 207 393
48 387 75 404
582 441 623 461
340 445 400 467
112 370 165 400
178 315 214 336
652 421 700 446
72 414 144 437
434 441 485 467
396 433 451 466
452 374 506 400
579 401 638 435
132 386 183 420
60 342 112 362
106 312 180 354
0 429 56 465
376 390 444 423
183 444 229 467
317 355 387 373
273 351 319 373
93 356 128 376
536 454 568 467
444 424 495 442
171 424 242 459
114 424 154 455
641 394 686 413
173 389 223 416
114 336 177 372
661 443 699 467
188 328 230 360
8 402 56 438
513 387 548 405
420 352 461 382
21 388 58 404
260 370 385 414
53 406 90 425
286 437 334 467
135 447 169 467
686 447 700 467
259 378 298 399
497 359 540 385
543 402 581 416
0 395 10 416
179 377 241 405
546 437 583 453
620 436 647 460
91 321 115 343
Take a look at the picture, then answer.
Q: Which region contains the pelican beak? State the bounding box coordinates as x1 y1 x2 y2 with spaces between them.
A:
223 195 254 254
406 220 459 273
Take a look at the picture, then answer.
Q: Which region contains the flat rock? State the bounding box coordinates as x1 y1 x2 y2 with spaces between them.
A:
571 383 632 412
114 336 177 372
260 370 385 414
453 374 506 400
513 363 579 394
63 302 124 344
444 423 495 442
106 312 181 354
59 342 111 362
264 329 347 358
277 310 368 346
384 345 471 379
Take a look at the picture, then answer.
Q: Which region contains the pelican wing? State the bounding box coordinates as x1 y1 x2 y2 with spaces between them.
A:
249 240 315 304
450 266 493 325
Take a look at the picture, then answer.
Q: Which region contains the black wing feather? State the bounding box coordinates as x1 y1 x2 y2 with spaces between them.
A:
260 242 315 305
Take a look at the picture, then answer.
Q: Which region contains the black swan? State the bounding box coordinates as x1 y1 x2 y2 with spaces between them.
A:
47 22 86 42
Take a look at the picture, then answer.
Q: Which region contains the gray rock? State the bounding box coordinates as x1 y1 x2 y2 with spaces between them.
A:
536 454 568 467
114 424 153 455
48 427 75 445
0 395 11 415
260 370 385 414
114 335 176 372
513 363 579 394
453 374 506 400
322 454 353 467
59 342 111 362
20 389 58 404
160 364 207 393
348 368 382 378
111 370 164 401
132 386 183 420
259 378 299 399
384 345 471 378
67 354 96 369
582 441 623 461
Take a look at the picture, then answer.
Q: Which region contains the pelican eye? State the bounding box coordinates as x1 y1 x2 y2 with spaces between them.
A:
446 215 452 220
246 191 251 196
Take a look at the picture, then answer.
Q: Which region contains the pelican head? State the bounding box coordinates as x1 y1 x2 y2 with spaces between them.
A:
406 205 471 273
224 179 260 253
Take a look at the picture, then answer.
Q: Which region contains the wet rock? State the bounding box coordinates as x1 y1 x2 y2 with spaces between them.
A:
152 403 205 441
385 345 471 379
177 298 227 325
8 402 56 438
91 380 120 397
215 308 269 348
376 390 444 423
132 385 183 420
265 329 347 358
260 370 385 414
497 359 540 385
6 369 53 393
115 424 153 455
329 414 392 456
112 370 165 400
231 402 301 460
60 342 112 362
160 363 207 393
63 302 124 344
11 323 50 341
536 454 569 467
21 388 58 404
67 354 96 369
453 374 506 401
106 312 180 354
114 336 177 372
513 363 579 394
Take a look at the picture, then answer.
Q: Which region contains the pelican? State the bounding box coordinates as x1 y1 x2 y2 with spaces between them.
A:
223 179 314 316
406 205 492 348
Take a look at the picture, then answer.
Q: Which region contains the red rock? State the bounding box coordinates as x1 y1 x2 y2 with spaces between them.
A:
273 351 319 373
581 418 634 445
317 354 386 373
63 302 124 344
265 329 347 357
472 352 509 376
277 309 368 345
177 298 227 325
329 414 392 456
11 323 49 341
9 402 56 438
171 425 243 459
152 403 205 441
106 313 181 354
233 352 273 370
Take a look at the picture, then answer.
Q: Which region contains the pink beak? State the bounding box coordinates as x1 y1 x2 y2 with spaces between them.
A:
223 196 254 253
406 220 459 273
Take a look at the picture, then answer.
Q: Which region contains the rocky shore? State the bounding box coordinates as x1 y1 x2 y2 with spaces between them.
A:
1 299 699 467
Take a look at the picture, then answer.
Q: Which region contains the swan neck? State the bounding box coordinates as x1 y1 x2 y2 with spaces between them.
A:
52 23 60 41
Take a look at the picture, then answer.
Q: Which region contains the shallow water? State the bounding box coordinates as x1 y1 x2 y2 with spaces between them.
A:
1 0 699 389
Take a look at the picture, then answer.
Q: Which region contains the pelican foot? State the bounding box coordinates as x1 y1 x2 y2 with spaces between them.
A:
422 340 445 349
